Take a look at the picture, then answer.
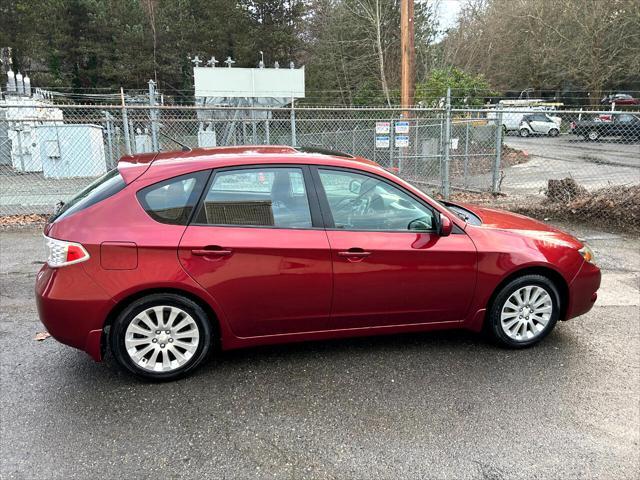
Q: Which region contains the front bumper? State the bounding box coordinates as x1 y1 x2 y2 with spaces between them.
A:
565 261 601 320
35 264 115 361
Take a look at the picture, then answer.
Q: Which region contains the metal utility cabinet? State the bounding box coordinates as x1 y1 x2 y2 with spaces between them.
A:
34 124 107 178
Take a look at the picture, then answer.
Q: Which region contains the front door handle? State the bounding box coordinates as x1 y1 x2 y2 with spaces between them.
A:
191 246 232 257
338 248 371 262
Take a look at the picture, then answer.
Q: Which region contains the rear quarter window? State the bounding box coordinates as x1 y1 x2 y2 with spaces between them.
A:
137 170 210 225
50 168 126 222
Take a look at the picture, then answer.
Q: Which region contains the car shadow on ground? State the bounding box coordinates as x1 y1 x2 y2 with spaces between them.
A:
72 326 577 388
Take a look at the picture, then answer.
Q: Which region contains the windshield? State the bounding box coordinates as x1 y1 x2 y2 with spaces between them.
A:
49 169 126 222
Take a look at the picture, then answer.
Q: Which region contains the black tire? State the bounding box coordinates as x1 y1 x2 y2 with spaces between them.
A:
486 274 561 348
519 128 530 137
548 128 559 137
587 130 600 141
109 293 213 381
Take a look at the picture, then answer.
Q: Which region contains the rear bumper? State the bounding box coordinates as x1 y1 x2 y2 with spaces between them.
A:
35 264 114 361
565 261 601 320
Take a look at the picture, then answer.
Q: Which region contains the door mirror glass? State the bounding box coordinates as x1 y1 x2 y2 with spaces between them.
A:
408 218 432 231
348 180 361 195
438 214 453 236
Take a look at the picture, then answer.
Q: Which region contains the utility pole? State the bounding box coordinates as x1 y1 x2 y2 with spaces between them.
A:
400 0 415 114
399 0 415 173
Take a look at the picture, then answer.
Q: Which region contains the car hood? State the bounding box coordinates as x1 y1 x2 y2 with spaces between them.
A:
458 203 583 248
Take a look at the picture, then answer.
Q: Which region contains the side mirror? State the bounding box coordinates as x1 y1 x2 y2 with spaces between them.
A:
438 214 453 237
408 218 431 231
349 180 361 195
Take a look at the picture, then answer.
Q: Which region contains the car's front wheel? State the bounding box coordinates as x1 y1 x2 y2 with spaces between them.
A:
486 275 560 348
587 130 600 141
110 293 213 380
519 128 530 137
548 128 559 137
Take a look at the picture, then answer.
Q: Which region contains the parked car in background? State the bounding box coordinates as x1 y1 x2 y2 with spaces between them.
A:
519 113 561 137
36 146 601 380
600 94 640 106
487 108 562 134
570 113 640 141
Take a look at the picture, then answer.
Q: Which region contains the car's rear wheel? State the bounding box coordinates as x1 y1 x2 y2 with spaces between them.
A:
548 128 559 137
486 275 560 348
519 128 530 137
587 130 600 141
110 293 213 380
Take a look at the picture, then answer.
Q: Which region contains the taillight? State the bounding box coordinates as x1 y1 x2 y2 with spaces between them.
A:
44 235 90 267
570 121 576 129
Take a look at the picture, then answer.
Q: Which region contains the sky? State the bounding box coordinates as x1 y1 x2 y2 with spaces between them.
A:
436 0 463 31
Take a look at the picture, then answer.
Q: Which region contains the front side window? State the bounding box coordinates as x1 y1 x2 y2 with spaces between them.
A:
195 167 312 228
137 171 209 225
318 169 435 231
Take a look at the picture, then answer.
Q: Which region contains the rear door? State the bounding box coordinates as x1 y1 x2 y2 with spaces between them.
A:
313 167 477 330
178 165 332 337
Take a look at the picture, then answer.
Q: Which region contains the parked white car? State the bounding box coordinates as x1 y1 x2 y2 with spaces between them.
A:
519 113 561 137
486 105 561 133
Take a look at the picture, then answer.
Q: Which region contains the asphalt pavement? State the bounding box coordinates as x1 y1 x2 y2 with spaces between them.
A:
0 223 638 479
501 135 640 195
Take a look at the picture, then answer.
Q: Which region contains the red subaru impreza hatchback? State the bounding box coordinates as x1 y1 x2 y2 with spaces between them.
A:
36 146 600 380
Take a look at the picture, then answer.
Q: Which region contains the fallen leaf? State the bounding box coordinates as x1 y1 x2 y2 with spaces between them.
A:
35 331 51 341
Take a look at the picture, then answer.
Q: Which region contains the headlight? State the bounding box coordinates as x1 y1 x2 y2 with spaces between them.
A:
579 244 595 264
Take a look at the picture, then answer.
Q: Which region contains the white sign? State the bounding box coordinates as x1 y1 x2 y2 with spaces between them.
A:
194 66 305 98
451 138 459 150
375 122 390 134
395 121 410 134
375 136 390 148
395 135 409 148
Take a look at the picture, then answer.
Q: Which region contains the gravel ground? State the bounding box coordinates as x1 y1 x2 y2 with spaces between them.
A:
0 223 638 479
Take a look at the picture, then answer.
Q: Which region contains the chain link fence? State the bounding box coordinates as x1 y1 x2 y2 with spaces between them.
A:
1 101 639 229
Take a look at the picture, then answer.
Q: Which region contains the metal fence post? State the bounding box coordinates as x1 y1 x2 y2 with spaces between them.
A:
104 111 114 169
492 104 503 194
148 80 159 151
265 112 270 145
463 120 470 187
290 100 297 146
120 88 132 155
442 88 451 199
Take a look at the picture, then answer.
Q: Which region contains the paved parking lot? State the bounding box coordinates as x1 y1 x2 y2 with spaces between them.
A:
1 224 638 479
502 135 640 195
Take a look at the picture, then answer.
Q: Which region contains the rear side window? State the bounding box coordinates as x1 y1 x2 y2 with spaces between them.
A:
194 167 312 228
51 168 126 222
137 171 210 225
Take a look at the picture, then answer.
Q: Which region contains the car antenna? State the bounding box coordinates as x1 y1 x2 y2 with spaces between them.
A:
158 131 192 152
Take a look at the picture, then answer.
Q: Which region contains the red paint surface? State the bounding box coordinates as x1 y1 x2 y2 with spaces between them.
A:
36 147 601 361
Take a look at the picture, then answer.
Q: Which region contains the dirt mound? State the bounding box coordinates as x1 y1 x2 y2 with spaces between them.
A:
517 181 640 230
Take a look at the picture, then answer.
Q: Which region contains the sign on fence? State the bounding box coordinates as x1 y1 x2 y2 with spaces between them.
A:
395 121 409 134
394 135 409 148
375 122 390 134
375 136 390 148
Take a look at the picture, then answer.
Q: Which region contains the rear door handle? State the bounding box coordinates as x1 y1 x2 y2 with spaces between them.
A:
191 247 232 257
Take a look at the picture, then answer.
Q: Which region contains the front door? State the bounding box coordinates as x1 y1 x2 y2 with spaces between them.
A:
314 167 477 330
179 165 332 337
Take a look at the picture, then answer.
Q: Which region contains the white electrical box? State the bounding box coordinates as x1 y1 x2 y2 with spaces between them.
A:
34 124 107 178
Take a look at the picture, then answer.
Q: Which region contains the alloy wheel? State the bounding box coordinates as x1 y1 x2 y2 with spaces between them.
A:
500 286 553 342
124 305 200 372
